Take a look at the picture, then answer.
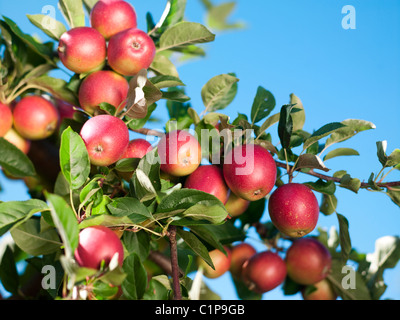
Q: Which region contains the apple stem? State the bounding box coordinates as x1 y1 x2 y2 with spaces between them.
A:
168 225 182 300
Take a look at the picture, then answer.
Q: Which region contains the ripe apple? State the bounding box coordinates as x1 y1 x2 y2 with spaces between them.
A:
78 70 129 115
0 102 13 137
107 28 156 76
229 242 257 279
198 247 231 279
118 138 153 180
224 192 250 218
3 129 31 154
302 279 337 300
285 237 332 285
13 96 59 140
158 130 202 177
55 99 77 121
74 225 124 270
80 114 129 167
184 165 229 204
241 251 287 293
223 144 277 201
58 27 106 74
90 0 137 40
268 183 319 237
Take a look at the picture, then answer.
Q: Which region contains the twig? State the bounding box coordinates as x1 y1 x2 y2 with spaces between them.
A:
130 127 164 137
148 251 184 277
168 225 182 300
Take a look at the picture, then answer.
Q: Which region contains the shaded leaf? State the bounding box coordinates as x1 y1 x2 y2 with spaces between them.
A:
0 138 36 178
251 86 275 124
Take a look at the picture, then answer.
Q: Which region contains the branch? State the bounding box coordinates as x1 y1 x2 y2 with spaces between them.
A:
148 251 184 277
275 160 400 189
168 225 182 300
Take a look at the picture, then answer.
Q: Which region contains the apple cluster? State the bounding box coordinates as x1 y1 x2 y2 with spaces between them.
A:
197 238 336 300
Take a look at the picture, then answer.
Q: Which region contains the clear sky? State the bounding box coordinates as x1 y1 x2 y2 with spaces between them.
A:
0 0 399 300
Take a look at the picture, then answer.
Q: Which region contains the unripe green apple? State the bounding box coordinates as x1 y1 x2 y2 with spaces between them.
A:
90 0 137 40
229 242 257 279
74 225 124 270
13 96 59 140
78 70 129 115
184 165 229 204
198 247 231 279
268 183 319 237
223 144 276 201
241 251 287 294
285 237 332 285
0 102 13 137
302 279 337 300
3 128 31 154
158 130 202 177
58 27 106 74
225 192 250 218
107 28 156 76
80 115 129 167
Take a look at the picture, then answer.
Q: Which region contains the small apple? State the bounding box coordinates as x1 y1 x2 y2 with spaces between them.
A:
90 0 137 40
184 165 229 204
118 138 153 180
58 27 106 74
78 70 129 115
268 183 319 238
13 96 59 140
158 130 202 177
3 128 31 154
198 247 231 279
0 102 13 137
302 279 337 300
223 144 276 201
241 251 287 294
285 237 332 285
80 114 129 167
224 192 250 218
74 225 124 270
229 242 257 279
107 28 156 76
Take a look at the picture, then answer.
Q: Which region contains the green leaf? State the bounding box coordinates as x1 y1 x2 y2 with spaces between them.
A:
304 179 336 195
387 149 400 167
320 193 338 216
201 73 239 112
0 138 36 178
10 216 62 256
58 0 86 28
45 192 79 258
126 103 157 131
303 122 347 151
107 197 153 224
0 199 49 236
296 153 329 172
206 1 246 31
339 174 361 194
158 21 215 52
26 14 67 41
176 228 213 268
149 52 179 77
149 75 185 89
256 112 280 138
122 231 151 261
158 0 187 31
59 127 90 190
82 0 98 12
250 86 276 124
278 104 296 150
0 245 19 295
337 213 351 263
171 204 228 226
121 252 148 300
323 147 360 161
289 93 306 131
162 89 190 102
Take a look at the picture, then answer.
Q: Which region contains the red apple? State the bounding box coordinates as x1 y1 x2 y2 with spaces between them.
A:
78 70 129 115
158 130 202 177
229 242 257 279
90 0 137 40
223 144 277 201
80 115 129 167
74 225 124 270
55 99 77 121
302 279 337 300
118 138 153 180
241 251 287 293
0 102 13 137
58 27 106 74
184 165 229 204
107 28 156 76
268 183 319 238
3 129 31 154
285 237 332 285
198 247 231 279
225 192 250 218
13 96 59 140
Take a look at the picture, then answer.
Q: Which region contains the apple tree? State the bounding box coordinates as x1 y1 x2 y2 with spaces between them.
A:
0 0 399 301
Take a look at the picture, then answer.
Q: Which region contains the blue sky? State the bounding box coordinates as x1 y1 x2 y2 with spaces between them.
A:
0 0 399 300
